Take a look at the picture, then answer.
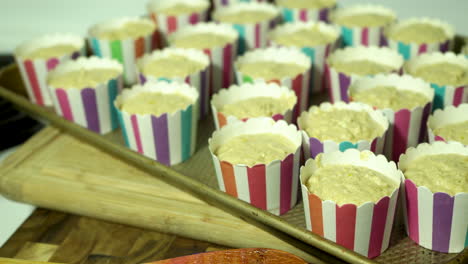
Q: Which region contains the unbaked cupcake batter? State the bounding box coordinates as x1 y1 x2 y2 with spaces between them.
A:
276 0 336 9
334 13 394 27
410 63 468 87
434 121 468 145
159 3 206 15
215 133 297 166
272 26 336 47
389 23 448 44
331 60 395 75
96 21 155 40
24 44 78 59
172 33 233 49
306 164 398 205
220 97 292 118
121 91 193 116
352 86 429 111
403 153 468 195
301 109 384 142
48 68 120 88
216 10 276 24
142 55 205 78
239 61 307 79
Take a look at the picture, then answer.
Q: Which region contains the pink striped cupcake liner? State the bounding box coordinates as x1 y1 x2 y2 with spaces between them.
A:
399 142 468 253
115 81 199 166
405 52 468 111
325 46 404 103
234 47 311 120
48 57 124 134
213 2 280 55
88 17 159 85
300 149 404 258
385 18 455 60
331 5 396 47
269 21 340 94
213 0 265 9
209 118 302 215
14 33 85 106
168 22 239 93
211 83 297 130
427 104 468 145
136 48 210 119
275 0 335 22
298 102 388 160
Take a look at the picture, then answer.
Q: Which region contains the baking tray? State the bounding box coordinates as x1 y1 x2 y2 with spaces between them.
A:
0 63 466 264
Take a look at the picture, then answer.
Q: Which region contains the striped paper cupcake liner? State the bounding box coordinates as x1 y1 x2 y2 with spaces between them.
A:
48 57 124 134
326 46 404 103
213 0 265 9
211 83 296 130
168 22 239 93
137 48 210 118
427 104 468 145
14 33 85 106
300 149 403 258
213 2 280 55
269 21 340 94
278 5 334 23
399 142 468 253
115 82 199 166
234 47 311 120
385 18 455 60
89 17 160 85
209 118 302 215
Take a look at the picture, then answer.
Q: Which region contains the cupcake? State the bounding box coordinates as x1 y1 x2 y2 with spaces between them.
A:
405 52 468 110
209 118 302 215
399 142 468 253
385 18 455 60
169 22 239 93
234 47 311 119
428 104 468 145
330 4 396 47
47 56 123 134
269 21 340 93
275 0 336 23
211 83 297 129
114 81 198 166
298 102 388 159
349 74 435 161
14 33 85 106
325 46 404 103
300 149 403 258
137 48 210 118
89 17 158 85
213 2 280 55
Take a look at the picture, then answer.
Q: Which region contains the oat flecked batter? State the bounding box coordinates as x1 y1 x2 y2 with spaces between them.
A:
334 13 394 27
330 59 395 76
352 86 429 111
434 121 468 145
143 55 205 78
172 33 233 49
216 10 276 24
121 91 193 116
220 97 292 119
96 21 155 40
24 44 78 59
389 23 448 44
410 63 468 87
239 61 307 79
273 26 336 47
48 68 120 89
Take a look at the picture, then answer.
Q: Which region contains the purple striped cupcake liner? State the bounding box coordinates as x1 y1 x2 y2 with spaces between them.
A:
385 18 455 60
88 17 158 85
168 22 239 93
115 81 199 166
213 0 266 9
325 46 404 103
276 0 335 23
136 47 210 119
300 149 403 258
405 52 468 111
399 142 468 253
269 21 340 94
427 104 468 146
14 33 85 106
48 57 124 134
330 5 396 47
209 118 302 215
297 102 388 160
211 82 297 130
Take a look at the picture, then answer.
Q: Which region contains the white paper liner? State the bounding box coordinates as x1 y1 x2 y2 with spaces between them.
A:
427 104 468 145
114 81 199 166
297 102 389 160
208 118 302 215
398 142 468 253
211 82 297 129
300 149 403 258
275 0 336 23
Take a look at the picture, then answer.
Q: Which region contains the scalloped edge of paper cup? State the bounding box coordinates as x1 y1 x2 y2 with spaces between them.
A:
147 0 210 13
15 33 85 59
427 104 468 144
405 51 468 75
213 2 280 25
385 17 455 45
89 17 156 40
330 4 396 28
269 21 340 47
168 22 239 48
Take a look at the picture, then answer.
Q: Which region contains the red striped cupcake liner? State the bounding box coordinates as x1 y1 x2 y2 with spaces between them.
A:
427 104 468 146
399 142 468 253
297 102 388 160
213 0 266 9
276 0 335 23
114 81 199 166
209 118 302 215
14 33 85 106
211 83 297 130
300 149 404 258
48 57 124 134
325 46 404 103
